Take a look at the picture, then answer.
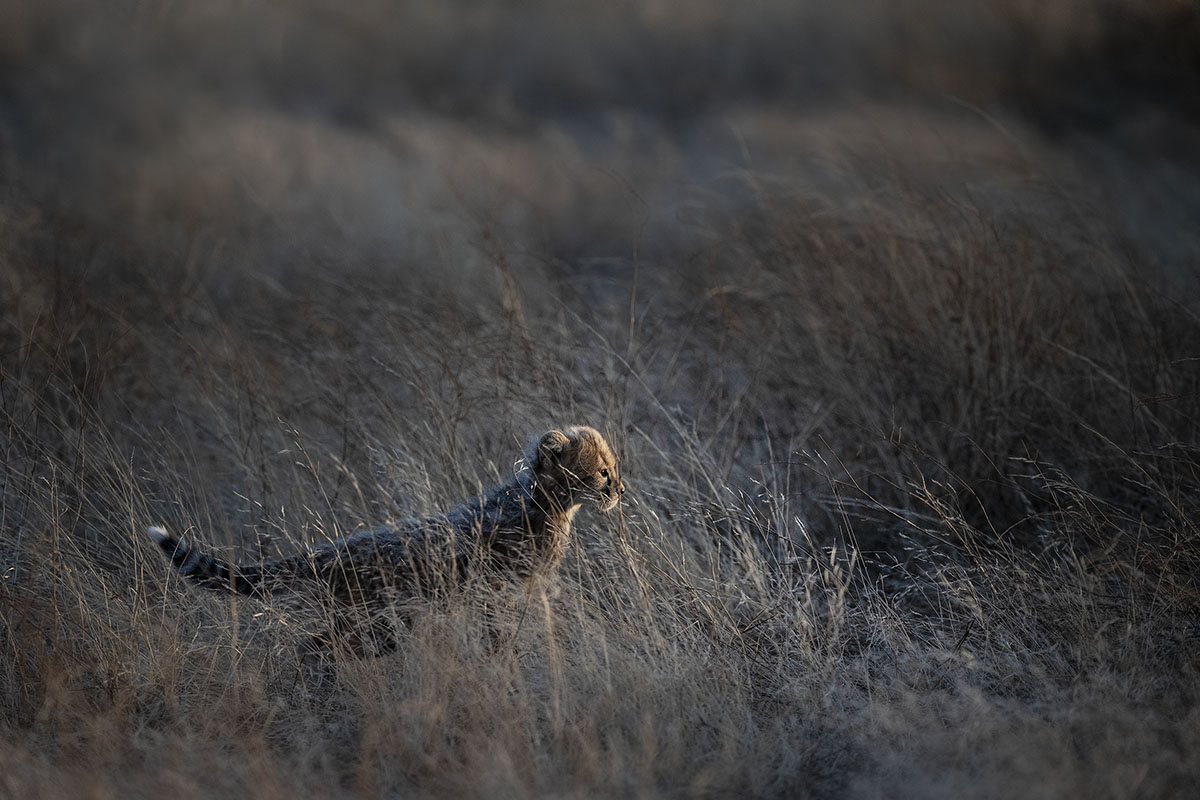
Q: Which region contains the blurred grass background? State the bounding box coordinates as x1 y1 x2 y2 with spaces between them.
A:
1 0 1199 797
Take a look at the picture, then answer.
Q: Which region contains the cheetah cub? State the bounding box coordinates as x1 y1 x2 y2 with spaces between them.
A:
148 426 624 656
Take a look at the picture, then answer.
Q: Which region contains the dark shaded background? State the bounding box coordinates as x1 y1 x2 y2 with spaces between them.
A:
2 1 1199 797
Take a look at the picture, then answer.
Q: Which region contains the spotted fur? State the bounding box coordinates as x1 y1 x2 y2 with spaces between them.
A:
148 426 624 655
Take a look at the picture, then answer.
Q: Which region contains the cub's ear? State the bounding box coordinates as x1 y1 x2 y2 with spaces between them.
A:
528 429 570 470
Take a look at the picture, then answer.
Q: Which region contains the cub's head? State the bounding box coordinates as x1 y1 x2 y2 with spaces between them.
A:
526 425 624 512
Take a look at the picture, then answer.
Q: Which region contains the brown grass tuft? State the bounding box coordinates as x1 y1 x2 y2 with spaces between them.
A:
2 1 1199 797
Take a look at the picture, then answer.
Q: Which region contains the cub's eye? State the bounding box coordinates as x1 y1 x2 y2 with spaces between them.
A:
600 468 609 478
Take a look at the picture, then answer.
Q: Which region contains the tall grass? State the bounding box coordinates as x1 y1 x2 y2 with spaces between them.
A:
2 0 1199 797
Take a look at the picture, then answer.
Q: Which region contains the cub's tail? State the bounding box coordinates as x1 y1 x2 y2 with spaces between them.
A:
148 526 271 598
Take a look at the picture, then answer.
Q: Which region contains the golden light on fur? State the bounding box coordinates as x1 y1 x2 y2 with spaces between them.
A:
148 426 623 656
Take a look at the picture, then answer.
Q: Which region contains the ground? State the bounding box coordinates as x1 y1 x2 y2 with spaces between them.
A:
1 1 1199 797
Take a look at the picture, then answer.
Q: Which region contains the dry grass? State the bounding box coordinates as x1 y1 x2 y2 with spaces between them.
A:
2 1 1200 797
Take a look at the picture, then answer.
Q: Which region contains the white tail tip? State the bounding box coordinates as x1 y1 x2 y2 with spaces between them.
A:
147 526 170 544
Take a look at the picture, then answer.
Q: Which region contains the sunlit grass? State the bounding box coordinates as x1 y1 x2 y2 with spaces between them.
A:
2 1 1199 797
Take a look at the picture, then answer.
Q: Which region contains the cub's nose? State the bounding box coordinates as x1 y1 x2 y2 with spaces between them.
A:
618 480 626 495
